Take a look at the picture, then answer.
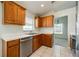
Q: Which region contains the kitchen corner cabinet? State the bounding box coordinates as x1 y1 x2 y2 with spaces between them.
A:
42 15 54 27
32 35 42 52
2 39 20 57
41 34 53 47
35 17 42 28
46 16 54 27
35 15 54 28
3 1 26 25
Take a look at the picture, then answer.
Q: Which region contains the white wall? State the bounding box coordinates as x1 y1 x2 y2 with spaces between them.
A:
39 28 54 34
76 2 79 49
41 7 76 47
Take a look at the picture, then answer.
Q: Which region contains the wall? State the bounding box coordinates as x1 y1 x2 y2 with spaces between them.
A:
39 28 54 34
41 7 76 47
76 2 79 50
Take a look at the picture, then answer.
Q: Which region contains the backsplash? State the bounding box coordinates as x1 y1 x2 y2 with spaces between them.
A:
39 28 54 34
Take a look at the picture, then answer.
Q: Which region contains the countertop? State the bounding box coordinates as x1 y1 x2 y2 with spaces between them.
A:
0 32 53 41
0 33 41 41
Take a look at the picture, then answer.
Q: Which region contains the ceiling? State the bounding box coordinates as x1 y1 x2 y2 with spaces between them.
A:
15 1 76 16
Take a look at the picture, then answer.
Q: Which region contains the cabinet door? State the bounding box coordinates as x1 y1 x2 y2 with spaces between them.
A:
4 1 17 24
17 6 25 25
38 18 42 27
32 35 41 52
35 17 39 28
7 45 20 57
42 17 47 27
32 36 38 52
42 34 52 47
35 17 42 28
46 16 53 27
45 35 52 47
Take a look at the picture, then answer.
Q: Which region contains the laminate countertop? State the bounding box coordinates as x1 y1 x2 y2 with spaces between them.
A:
0 33 41 41
0 32 53 41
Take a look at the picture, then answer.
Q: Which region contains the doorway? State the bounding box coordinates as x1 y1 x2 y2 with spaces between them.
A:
54 16 68 47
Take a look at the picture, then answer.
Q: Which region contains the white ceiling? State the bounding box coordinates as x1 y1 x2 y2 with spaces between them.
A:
15 1 76 16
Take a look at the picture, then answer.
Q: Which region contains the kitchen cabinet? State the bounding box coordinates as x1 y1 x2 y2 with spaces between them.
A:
2 39 20 57
17 6 25 25
46 16 54 27
41 34 53 47
3 1 26 25
32 35 42 52
42 17 47 27
35 17 42 28
35 15 54 28
42 15 54 27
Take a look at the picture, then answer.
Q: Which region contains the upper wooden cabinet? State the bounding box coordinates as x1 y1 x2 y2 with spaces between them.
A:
35 15 54 28
17 6 25 25
35 17 42 28
3 1 26 25
46 16 54 27
42 17 47 27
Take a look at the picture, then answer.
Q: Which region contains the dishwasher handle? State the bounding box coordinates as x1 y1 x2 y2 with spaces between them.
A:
20 37 32 42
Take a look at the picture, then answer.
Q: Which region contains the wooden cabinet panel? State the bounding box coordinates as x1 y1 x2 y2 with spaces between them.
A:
7 39 20 57
7 45 20 57
4 1 17 24
35 15 54 27
17 6 25 25
42 17 47 27
32 36 38 52
35 17 42 28
3 1 26 25
2 39 20 57
32 35 42 52
46 16 54 27
41 34 53 47
7 39 20 47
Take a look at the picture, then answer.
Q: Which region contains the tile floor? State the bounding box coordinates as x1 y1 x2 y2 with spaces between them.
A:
54 38 67 47
30 45 77 57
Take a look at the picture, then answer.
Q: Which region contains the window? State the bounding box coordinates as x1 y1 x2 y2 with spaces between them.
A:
54 23 63 34
23 24 33 31
23 15 34 31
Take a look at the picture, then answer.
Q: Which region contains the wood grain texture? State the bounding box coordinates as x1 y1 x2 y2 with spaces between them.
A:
35 15 54 27
3 1 26 25
41 34 53 48
32 35 42 52
2 39 20 57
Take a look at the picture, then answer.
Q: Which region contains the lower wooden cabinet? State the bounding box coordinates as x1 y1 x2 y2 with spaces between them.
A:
7 45 20 57
32 35 42 52
41 34 53 47
32 34 53 53
2 34 53 57
2 39 20 57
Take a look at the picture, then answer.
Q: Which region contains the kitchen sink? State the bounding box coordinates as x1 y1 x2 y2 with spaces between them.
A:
27 33 38 35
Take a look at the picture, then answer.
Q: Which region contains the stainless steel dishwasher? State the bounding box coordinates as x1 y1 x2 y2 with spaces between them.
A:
20 37 32 57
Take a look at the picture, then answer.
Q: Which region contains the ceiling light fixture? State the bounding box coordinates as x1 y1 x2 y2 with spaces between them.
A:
41 4 44 7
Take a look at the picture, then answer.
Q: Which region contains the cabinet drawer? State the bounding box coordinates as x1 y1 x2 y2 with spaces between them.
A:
7 39 20 47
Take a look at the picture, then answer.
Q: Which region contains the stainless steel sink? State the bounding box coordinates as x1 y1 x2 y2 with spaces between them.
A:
27 33 38 35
